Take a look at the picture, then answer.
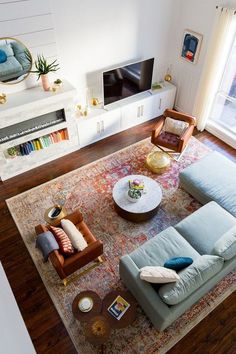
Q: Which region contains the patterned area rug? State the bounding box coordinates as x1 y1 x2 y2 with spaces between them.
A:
7 137 236 354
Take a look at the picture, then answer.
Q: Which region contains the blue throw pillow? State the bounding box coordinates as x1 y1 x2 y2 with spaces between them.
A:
164 257 193 271
0 49 7 63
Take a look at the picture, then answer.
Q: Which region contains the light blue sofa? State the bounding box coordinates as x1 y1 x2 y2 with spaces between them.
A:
119 152 236 330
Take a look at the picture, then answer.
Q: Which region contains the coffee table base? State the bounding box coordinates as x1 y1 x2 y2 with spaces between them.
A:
114 202 160 222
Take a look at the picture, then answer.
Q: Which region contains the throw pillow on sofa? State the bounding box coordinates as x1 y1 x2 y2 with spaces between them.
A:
0 49 7 63
163 117 189 136
140 266 180 283
212 225 236 260
158 255 224 305
164 257 193 271
50 225 74 255
61 219 88 251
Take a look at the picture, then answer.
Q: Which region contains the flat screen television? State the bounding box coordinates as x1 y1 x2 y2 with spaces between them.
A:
103 58 154 106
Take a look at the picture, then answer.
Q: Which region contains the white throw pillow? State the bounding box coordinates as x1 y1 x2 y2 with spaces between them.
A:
140 266 180 284
163 117 189 136
61 219 88 251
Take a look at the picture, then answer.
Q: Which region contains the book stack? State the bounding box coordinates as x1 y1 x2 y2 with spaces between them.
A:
8 129 68 157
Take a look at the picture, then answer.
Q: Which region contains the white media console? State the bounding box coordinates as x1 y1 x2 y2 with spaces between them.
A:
0 81 176 180
77 82 176 147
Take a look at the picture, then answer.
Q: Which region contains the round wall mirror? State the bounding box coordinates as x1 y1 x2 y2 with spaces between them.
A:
0 37 32 85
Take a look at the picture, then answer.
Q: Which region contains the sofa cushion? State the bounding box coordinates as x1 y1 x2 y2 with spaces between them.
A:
158 255 224 305
0 56 23 77
164 257 193 270
175 201 236 255
50 225 74 255
212 225 236 260
179 151 236 217
140 266 180 283
129 227 200 269
61 219 87 251
0 49 7 63
0 44 14 57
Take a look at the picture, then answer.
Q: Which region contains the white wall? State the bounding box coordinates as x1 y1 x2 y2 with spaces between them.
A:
50 0 176 102
0 0 57 94
170 0 236 114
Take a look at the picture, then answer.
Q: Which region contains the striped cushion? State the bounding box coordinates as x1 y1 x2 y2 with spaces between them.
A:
50 226 74 255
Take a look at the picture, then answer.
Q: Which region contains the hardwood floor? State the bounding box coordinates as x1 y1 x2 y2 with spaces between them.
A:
0 118 235 354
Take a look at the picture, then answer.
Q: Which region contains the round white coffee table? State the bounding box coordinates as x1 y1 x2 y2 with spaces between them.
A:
112 175 162 222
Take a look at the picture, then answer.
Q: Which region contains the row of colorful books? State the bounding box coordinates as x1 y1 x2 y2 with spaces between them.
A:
8 130 68 157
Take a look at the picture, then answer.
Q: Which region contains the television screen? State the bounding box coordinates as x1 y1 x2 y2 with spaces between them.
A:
103 58 154 106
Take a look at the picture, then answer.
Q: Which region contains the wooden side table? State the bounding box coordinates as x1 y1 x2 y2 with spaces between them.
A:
72 290 102 322
102 290 137 329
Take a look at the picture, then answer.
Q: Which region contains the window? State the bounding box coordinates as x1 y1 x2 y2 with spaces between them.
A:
208 33 236 143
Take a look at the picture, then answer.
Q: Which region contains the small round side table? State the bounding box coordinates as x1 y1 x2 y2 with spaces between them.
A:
84 315 111 346
102 290 137 329
72 291 102 322
44 205 67 226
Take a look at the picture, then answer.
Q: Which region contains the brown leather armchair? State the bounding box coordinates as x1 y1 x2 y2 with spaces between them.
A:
151 109 196 154
35 210 103 285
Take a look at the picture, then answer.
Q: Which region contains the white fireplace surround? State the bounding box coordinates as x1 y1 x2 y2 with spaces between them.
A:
0 80 79 180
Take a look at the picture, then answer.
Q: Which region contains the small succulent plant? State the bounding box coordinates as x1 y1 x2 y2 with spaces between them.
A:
54 79 62 85
7 146 17 157
128 188 142 199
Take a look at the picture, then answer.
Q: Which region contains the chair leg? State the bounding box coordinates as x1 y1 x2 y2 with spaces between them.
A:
62 278 68 286
97 256 104 263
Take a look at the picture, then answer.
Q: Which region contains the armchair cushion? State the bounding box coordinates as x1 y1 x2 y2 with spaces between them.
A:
157 131 179 147
163 117 189 136
61 218 88 251
50 225 74 255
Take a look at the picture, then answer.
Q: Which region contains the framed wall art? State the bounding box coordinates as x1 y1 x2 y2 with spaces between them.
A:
181 30 203 64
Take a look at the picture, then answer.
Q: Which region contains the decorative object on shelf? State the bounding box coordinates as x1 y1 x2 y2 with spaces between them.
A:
151 82 163 90
127 188 142 203
76 104 89 117
146 150 171 174
181 30 203 64
7 146 18 158
30 54 60 91
0 37 32 84
0 93 7 104
54 79 62 87
91 97 100 106
164 65 172 82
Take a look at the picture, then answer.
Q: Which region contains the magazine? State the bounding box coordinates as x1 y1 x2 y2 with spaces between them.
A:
107 295 130 320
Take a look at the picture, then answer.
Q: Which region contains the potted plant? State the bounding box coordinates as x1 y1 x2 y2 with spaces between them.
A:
127 188 142 203
31 54 60 91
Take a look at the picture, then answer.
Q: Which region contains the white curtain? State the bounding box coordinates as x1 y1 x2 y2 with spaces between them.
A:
193 8 236 131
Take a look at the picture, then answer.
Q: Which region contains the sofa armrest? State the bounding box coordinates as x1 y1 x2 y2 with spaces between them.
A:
119 255 172 330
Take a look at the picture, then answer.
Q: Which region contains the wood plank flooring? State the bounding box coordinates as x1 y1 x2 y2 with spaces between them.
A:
0 118 235 354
